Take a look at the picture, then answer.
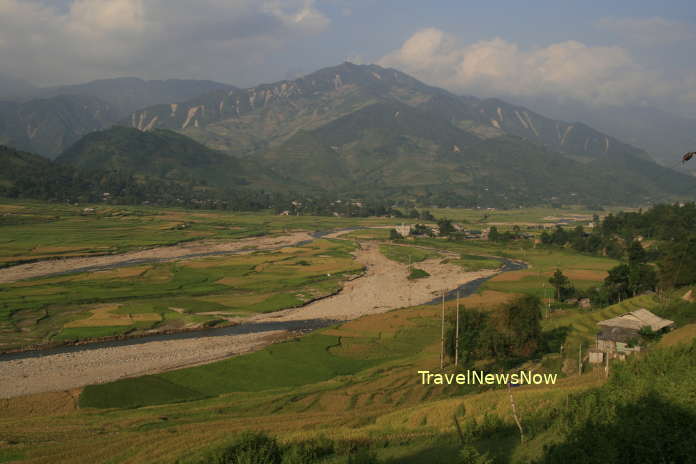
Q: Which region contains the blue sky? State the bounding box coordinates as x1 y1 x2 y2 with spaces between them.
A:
2 0 695 112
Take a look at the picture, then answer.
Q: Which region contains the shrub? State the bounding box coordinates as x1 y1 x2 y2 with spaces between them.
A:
210 432 282 464
282 436 334 464
346 448 379 464
408 268 430 280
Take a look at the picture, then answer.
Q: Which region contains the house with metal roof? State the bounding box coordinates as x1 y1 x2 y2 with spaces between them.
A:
596 309 674 356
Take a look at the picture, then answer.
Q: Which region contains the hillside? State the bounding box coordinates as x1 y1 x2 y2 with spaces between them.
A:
0 144 54 189
112 62 696 206
58 126 250 188
0 94 120 159
3 63 694 206
256 100 696 205
123 62 652 162
0 78 236 158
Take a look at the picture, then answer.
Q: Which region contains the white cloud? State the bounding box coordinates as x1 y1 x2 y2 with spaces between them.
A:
597 16 695 46
378 28 681 106
0 0 330 85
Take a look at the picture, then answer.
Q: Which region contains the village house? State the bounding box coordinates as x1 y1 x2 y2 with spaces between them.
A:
394 224 412 237
596 309 674 358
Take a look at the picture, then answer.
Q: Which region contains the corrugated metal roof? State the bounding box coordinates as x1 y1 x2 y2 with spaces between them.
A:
597 308 674 332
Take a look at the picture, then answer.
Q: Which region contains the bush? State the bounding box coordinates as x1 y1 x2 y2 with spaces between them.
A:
209 432 282 464
408 268 430 280
459 445 493 464
282 436 334 464
346 448 379 464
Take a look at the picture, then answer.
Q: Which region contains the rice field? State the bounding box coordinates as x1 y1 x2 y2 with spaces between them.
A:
0 238 363 350
1 200 672 463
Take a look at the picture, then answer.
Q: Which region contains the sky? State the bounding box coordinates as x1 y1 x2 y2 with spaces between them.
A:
2 0 696 113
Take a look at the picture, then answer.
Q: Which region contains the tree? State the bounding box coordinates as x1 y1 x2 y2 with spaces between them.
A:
420 210 436 221
540 230 552 245
603 264 631 303
438 218 456 236
551 225 568 246
628 264 657 296
389 228 402 240
658 235 696 288
501 294 543 357
628 240 647 266
549 269 573 302
488 226 500 242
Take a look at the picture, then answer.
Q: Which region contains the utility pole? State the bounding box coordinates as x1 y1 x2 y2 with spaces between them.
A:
408 255 412 307
440 289 446 370
578 343 583 375
605 351 610 378
507 382 525 443
455 289 460 368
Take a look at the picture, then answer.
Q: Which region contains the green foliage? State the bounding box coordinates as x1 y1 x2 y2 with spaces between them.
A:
282 436 334 464
447 295 543 363
658 235 696 288
408 268 430 280
346 448 380 464
202 432 282 464
437 218 456 236
458 445 493 464
548 269 574 301
80 334 376 408
597 262 657 305
539 341 696 464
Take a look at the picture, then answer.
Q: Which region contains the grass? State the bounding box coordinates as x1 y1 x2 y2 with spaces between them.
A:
378 244 440 264
0 199 409 267
0 297 609 463
0 238 363 350
408 268 430 280
1 201 667 463
451 254 501 271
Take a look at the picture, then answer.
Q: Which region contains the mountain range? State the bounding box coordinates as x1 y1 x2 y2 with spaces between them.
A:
0 76 235 157
1 63 695 207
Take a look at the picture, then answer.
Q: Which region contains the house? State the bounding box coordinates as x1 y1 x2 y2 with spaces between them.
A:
596 309 674 356
395 224 412 237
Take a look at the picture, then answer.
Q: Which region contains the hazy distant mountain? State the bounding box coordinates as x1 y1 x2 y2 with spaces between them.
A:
0 94 119 158
509 96 696 173
38 77 236 119
0 78 236 158
0 74 37 100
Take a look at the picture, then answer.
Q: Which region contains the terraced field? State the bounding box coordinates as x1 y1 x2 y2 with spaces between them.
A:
0 294 618 463
4 200 693 464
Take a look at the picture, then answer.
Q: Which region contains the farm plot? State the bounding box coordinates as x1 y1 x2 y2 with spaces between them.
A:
0 239 363 350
